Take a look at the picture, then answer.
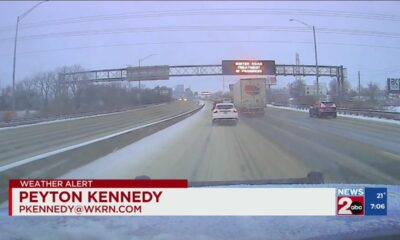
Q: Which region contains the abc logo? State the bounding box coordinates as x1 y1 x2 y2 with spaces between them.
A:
337 196 364 215
350 201 363 215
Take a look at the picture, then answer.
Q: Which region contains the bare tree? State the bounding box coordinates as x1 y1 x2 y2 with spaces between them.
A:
19 78 39 109
363 82 380 103
33 72 54 107
2 64 173 114
329 78 351 101
288 79 306 102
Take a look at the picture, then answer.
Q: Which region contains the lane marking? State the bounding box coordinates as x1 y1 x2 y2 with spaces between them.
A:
251 114 399 183
380 150 400 162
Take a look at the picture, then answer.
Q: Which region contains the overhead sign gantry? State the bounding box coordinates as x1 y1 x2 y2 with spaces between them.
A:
58 59 347 101
59 60 345 82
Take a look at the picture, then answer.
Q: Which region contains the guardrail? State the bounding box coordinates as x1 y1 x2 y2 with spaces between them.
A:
280 104 400 121
190 172 324 186
336 108 400 120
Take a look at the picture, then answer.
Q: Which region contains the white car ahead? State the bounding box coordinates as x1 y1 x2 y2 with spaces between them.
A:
212 103 239 125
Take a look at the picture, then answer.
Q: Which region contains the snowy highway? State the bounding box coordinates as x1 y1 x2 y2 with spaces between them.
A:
63 101 400 184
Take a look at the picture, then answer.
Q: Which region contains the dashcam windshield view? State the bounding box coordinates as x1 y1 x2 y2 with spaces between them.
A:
0 1 399 240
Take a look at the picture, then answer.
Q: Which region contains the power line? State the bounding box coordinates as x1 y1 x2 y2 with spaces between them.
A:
1 25 400 42
0 40 399 58
1 8 400 32
0 25 307 41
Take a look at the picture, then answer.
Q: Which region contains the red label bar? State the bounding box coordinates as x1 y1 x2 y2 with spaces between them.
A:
9 179 188 188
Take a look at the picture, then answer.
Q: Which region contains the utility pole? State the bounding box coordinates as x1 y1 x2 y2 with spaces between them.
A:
222 76 225 92
11 1 48 111
341 66 345 105
11 16 20 110
290 19 319 101
138 59 141 104
268 84 271 104
358 70 361 100
295 53 301 82
313 25 319 100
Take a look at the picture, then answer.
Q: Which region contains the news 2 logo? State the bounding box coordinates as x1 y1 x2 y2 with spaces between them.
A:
337 188 364 216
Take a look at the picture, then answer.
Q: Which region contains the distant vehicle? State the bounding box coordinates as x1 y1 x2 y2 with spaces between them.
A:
212 103 238 125
233 78 266 116
222 98 233 103
309 101 337 118
272 102 287 107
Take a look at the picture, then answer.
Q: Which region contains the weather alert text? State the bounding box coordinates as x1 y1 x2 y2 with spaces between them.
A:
9 179 185 216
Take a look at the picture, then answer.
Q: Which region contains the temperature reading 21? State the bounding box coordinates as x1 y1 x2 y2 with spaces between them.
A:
377 192 386 199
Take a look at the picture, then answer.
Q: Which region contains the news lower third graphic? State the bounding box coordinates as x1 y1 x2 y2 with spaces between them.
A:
8 180 388 216
336 188 387 216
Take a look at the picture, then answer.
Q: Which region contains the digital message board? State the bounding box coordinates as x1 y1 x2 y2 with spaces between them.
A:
222 60 276 75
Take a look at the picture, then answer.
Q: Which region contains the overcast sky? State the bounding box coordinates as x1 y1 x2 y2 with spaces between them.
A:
1 1 400 92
